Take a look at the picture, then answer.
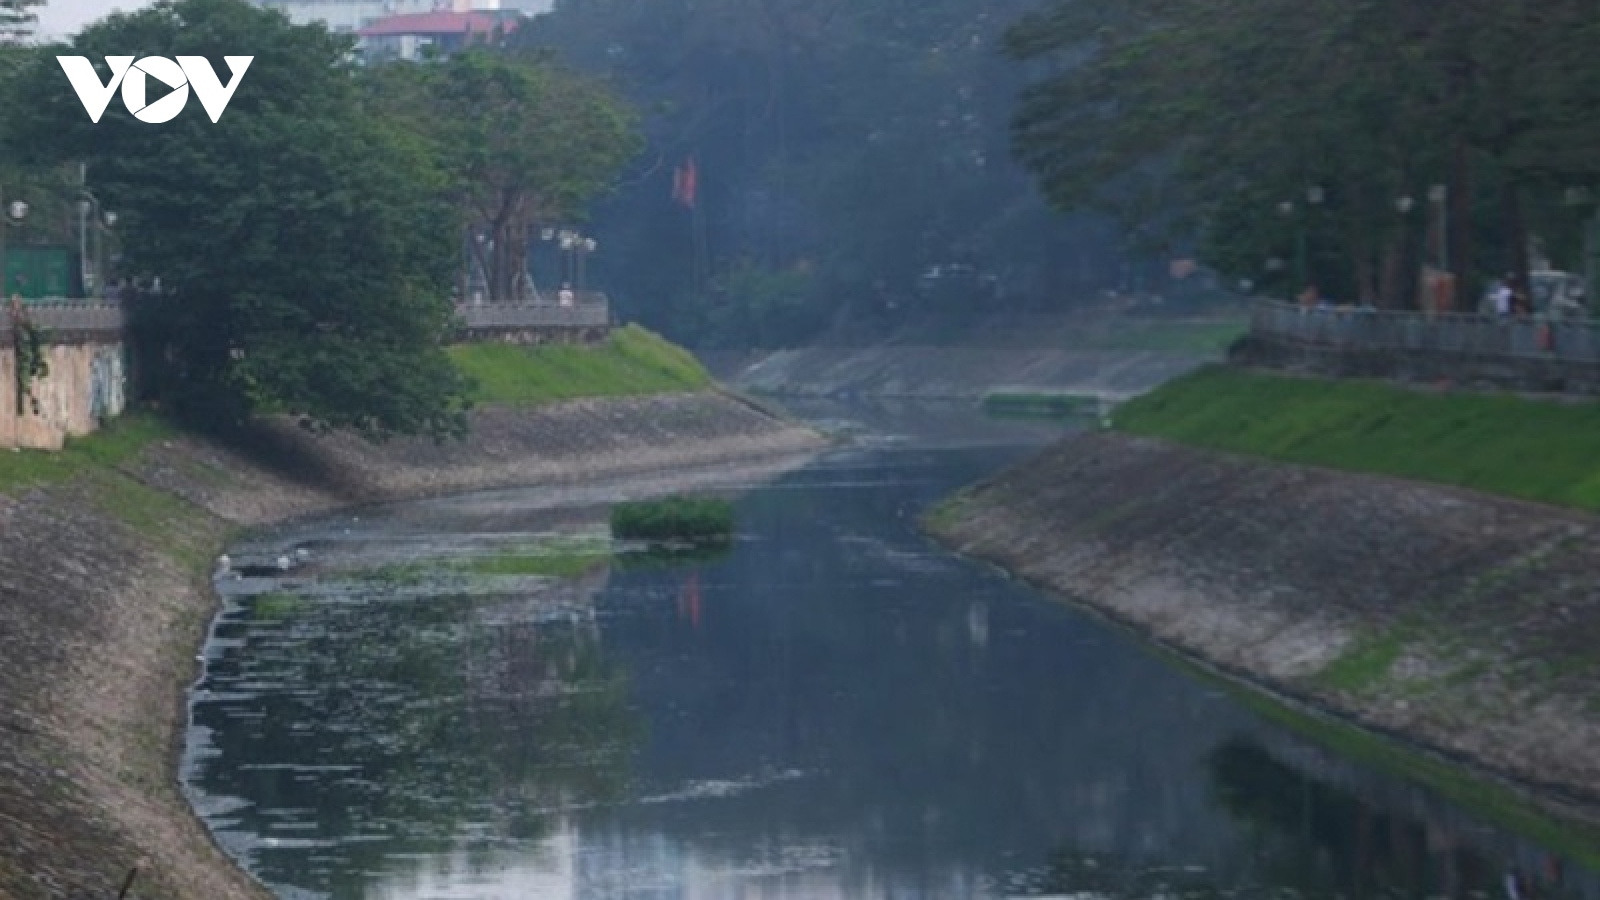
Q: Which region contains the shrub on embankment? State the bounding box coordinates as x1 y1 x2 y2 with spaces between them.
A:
1115 366 1600 512
449 325 711 405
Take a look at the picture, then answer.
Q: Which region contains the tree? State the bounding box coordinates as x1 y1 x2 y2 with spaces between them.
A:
1005 0 1600 309
518 0 1132 350
365 51 641 305
431 52 640 305
6 0 473 440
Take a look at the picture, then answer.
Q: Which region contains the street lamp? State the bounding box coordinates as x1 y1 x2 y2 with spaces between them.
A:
0 190 29 304
578 237 597 290
1428 184 1448 272
78 192 116 298
1563 186 1600 316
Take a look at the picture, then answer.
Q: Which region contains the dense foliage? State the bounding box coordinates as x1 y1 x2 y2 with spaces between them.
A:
0 0 639 439
611 495 735 542
1007 0 1600 308
518 0 1152 351
361 51 640 305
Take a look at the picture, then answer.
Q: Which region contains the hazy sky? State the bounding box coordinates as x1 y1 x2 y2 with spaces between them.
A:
35 0 153 41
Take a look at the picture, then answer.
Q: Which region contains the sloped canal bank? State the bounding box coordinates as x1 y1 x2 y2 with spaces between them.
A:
186 403 1599 899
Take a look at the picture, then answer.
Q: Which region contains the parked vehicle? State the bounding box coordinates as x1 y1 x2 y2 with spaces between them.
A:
1530 270 1587 319
1478 270 1588 319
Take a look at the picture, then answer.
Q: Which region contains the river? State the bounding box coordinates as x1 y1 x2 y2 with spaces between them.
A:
183 399 1600 899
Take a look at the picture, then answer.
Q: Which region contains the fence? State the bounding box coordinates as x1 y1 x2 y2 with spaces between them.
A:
455 294 610 330
1 301 127 337
1249 300 1600 365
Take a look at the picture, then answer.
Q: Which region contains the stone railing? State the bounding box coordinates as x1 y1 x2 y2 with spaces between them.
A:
1 300 127 339
455 293 611 330
1249 299 1600 364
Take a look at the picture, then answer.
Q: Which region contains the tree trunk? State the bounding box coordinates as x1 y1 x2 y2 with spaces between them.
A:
1378 228 1407 310
1506 181 1531 306
1448 137 1473 308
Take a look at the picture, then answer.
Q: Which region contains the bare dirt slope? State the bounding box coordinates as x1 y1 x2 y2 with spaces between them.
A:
0 391 822 900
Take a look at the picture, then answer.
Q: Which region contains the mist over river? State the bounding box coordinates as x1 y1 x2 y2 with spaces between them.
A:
183 399 1599 899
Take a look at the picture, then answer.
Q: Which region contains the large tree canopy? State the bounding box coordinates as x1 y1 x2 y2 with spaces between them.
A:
1006 0 1600 308
516 0 1146 351
6 0 473 439
364 51 642 305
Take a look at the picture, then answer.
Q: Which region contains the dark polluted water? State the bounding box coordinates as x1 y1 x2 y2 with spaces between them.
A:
184 402 1600 899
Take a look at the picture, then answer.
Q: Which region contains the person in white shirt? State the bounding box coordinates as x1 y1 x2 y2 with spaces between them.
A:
1493 280 1512 316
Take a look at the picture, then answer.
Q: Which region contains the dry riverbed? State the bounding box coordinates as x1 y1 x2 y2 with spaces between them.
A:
0 391 822 900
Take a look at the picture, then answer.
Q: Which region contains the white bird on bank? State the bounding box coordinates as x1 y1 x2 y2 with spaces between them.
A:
215 555 232 578
276 555 291 572
294 547 311 561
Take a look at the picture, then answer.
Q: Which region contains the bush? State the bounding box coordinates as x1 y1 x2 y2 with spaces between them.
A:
611 495 734 541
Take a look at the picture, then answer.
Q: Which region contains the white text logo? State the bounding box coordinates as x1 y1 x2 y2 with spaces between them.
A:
56 56 253 124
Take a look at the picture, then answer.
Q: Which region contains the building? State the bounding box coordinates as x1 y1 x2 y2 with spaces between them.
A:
357 9 523 62
252 0 551 38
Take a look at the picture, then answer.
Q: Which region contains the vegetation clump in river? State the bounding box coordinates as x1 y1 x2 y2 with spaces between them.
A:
611 494 734 542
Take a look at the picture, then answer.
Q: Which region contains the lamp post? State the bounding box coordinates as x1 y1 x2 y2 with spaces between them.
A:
1428 184 1448 272
78 191 115 298
0 189 30 303
1563 187 1600 317
578 237 597 290
1278 186 1324 296
98 211 117 300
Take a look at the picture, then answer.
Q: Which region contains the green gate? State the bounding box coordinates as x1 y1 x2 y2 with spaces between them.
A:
2 244 80 300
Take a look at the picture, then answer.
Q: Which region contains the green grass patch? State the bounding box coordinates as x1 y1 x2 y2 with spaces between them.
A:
253 592 308 622
611 495 734 542
353 536 613 584
0 414 173 494
462 536 611 578
448 324 711 406
921 491 973 533
1114 366 1600 511
982 391 1100 420
1313 629 1409 694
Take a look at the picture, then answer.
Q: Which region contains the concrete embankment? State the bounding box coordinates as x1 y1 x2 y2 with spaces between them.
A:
730 315 1236 400
927 432 1600 825
0 391 822 900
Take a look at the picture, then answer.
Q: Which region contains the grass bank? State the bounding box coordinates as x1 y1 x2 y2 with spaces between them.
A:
0 414 173 493
449 324 711 406
1114 366 1600 512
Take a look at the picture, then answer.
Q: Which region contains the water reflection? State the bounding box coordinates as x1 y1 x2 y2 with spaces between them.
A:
188 556 640 898
186 404 1599 900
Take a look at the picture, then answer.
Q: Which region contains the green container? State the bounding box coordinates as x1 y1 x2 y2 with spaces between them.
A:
2 244 81 300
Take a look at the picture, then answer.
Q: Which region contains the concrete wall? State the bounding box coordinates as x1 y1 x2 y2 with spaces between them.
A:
456 324 611 346
0 340 129 450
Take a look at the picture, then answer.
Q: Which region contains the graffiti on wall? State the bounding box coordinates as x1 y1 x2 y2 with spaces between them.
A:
88 344 127 423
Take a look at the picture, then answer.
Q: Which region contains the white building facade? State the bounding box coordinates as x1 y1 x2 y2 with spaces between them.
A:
253 0 551 34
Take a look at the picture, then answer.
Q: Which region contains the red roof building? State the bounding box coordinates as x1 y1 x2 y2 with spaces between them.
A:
357 10 521 61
